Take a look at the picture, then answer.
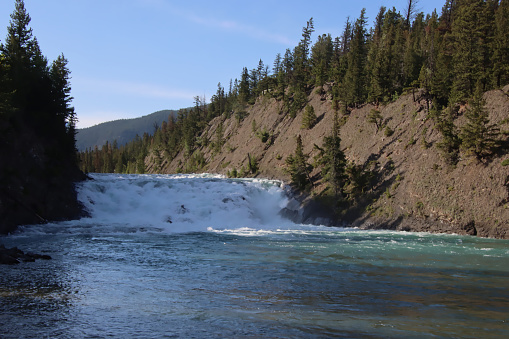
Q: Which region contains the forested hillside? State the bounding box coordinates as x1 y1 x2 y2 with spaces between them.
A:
79 0 509 237
76 109 179 151
0 0 84 233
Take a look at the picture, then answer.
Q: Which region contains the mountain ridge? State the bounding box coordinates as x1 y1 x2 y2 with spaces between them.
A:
76 109 179 151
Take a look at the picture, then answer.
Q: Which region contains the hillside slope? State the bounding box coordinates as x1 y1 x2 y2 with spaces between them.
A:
76 109 178 151
147 86 509 238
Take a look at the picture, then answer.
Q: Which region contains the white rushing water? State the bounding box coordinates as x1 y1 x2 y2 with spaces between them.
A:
77 173 298 233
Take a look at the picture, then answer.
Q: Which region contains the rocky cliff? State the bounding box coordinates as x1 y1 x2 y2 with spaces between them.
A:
147 85 509 238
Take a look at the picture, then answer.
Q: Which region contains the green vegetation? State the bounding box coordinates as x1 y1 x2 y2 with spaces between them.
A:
460 84 500 160
0 0 77 162
285 135 314 190
301 104 317 129
368 109 383 132
314 111 347 197
76 109 178 151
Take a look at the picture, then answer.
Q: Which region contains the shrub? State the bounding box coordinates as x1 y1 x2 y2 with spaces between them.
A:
384 126 394 137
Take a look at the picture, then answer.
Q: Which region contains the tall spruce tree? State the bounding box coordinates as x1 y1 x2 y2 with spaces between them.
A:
342 9 368 107
1 0 49 117
301 104 317 129
285 135 313 190
293 18 314 89
492 0 509 88
314 111 347 198
311 33 333 87
450 0 494 101
460 83 500 160
50 54 77 158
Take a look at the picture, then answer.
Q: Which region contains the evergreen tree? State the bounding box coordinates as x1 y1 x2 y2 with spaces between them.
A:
293 18 314 89
368 108 384 132
435 105 461 165
460 84 500 160
492 0 509 88
213 121 224 153
367 6 387 103
1 0 78 166
314 111 347 198
431 9 454 106
1 0 49 117
450 0 494 101
330 18 351 110
238 67 251 104
285 135 313 190
342 9 368 107
50 53 77 158
403 13 425 89
311 33 333 87
301 104 317 129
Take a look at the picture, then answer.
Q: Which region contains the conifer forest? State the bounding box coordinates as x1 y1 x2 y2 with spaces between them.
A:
79 0 509 193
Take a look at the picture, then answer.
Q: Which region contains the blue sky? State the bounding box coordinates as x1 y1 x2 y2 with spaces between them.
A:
0 0 446 128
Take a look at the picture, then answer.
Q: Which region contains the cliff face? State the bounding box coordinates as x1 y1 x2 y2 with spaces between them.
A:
147 86 509 238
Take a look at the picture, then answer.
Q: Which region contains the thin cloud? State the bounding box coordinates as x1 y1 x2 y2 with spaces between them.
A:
138 0 294 46
76 77 197 101
187 13 294 45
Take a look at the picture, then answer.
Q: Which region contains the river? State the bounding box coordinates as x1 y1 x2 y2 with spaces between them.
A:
1 174 508 338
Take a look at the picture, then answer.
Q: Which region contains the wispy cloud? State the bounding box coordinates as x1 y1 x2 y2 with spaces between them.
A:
76 77 197 101
138 0 294 46
186 13 294 46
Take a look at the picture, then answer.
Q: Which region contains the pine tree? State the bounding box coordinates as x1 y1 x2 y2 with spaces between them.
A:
330 18 352 109
492 0 509 88
366 6 387 103
435 105 461 165
293 18 314 89
311 33 333 87
460 84 500 160
301 104 317 129
314 111 347 198
368 109 384 132
213 121 224 153
450 0 494 101
50 54 77 157
285 135 313 190
1 0 49 116
342 9 368 107
238 67 251 104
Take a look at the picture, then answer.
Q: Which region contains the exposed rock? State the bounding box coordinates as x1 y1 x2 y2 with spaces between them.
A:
146 86 509 239
0 244 51 265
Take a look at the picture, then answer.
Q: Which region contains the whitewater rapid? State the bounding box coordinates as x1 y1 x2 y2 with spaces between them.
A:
77 173 298 233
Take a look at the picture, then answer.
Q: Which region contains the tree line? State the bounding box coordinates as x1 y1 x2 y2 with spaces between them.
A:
79 0 509 197
1 0 78 171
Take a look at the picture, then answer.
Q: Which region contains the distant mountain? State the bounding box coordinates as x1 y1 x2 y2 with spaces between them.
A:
76 109 178 151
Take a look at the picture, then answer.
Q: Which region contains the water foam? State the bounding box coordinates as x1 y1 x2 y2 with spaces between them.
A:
77 173 295 233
